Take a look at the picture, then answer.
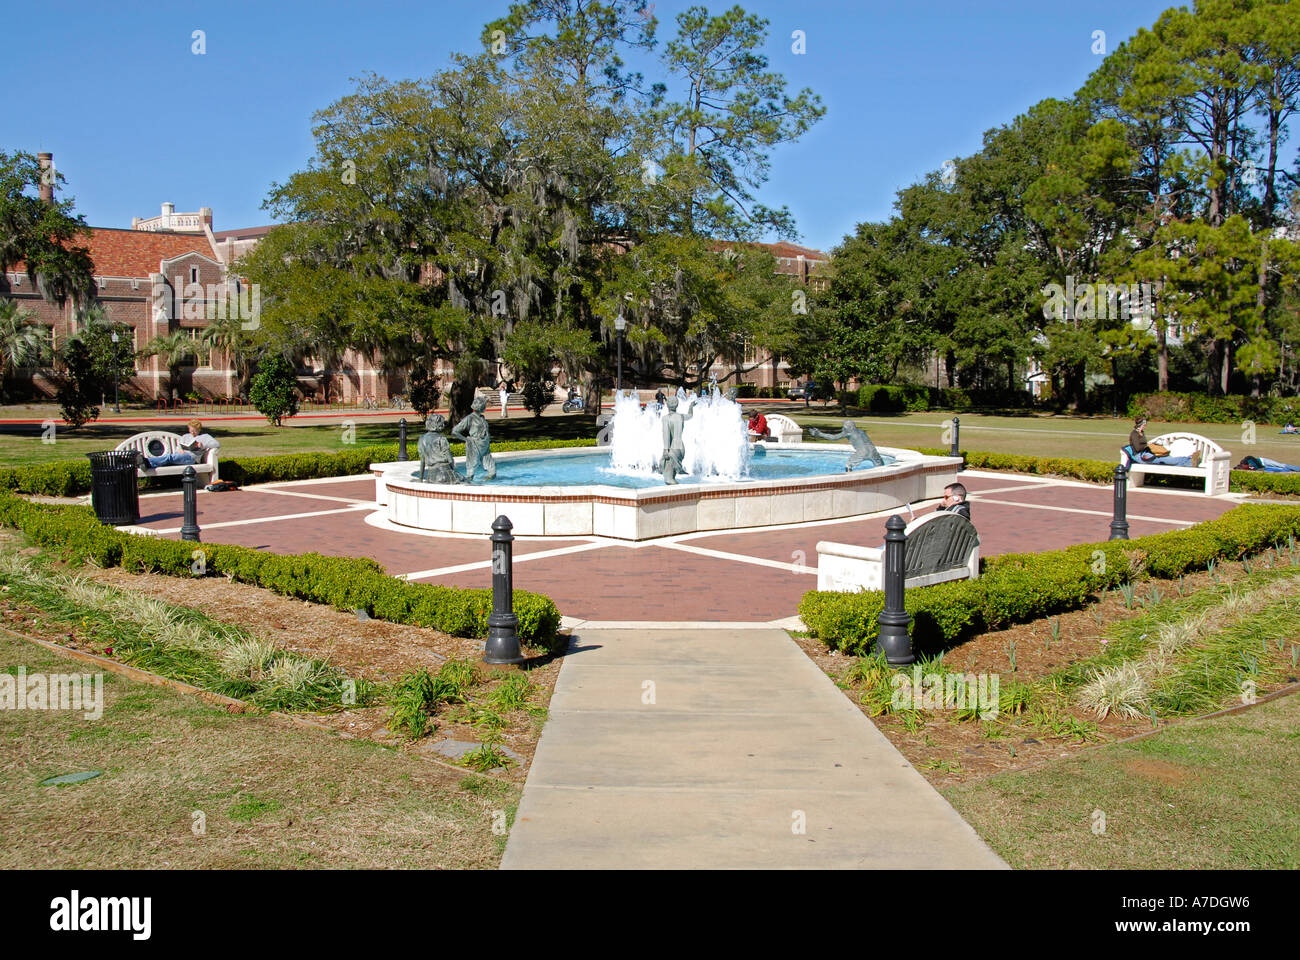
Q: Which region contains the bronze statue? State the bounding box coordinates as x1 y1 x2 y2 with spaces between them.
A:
417 414 465 484
808 421 884 471
451 394 497 482
659 395 695 484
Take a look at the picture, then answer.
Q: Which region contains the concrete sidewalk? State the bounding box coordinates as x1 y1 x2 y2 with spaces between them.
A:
501 628 1007 869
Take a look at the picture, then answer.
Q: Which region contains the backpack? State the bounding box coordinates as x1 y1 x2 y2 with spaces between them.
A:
1235 456 1264 471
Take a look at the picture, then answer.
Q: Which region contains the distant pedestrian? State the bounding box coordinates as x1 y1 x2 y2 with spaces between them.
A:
499 384 509 419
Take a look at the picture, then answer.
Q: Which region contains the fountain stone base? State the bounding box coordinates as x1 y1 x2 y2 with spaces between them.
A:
370 445 961 540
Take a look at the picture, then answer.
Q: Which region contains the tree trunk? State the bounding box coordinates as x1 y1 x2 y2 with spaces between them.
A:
448 375 477 425
1221 340 1231 395
1156 324 1169 392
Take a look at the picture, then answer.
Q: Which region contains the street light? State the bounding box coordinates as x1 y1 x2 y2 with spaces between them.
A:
614 312 626 398
111 330 121 414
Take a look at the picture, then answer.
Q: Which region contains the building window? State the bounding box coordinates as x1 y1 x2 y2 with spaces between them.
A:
184 328 210 367
190 266 199 285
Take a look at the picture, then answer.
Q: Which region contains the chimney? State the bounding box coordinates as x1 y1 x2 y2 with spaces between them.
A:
37 152 54 204
200 206 213 229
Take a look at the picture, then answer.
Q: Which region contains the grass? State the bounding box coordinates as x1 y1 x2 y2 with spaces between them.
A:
0 628 519 868
0 410 599 468
7 404 1300 470
943 691 1300 868
790 409 1300 466
0 542 374 713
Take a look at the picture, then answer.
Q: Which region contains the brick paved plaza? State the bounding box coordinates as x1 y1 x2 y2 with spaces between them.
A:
127 470 1237 624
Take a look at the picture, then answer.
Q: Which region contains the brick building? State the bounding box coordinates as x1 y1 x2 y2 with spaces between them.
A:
2 154 829 402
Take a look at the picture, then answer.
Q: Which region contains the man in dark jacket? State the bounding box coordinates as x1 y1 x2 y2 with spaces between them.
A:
935 482 971 522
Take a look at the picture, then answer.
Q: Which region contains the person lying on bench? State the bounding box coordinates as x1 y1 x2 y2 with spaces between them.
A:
1128 417 1200 467
136 419 220 469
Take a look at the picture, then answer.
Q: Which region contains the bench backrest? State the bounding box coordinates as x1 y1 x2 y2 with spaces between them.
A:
903 511 980 578
1148 432 1225 457
764 413 803 441
114 431 218 466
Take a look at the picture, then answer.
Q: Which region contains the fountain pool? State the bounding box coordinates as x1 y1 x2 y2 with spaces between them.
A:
371 443 961 540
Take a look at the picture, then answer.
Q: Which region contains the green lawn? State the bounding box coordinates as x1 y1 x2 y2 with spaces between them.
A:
0 627 518 869
0 408 599 467
786 407 1300 465
4 399 1299 469
942 691 1300 869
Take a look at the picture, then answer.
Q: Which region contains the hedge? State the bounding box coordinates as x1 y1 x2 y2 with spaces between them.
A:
799 502 1300 656
1129 391 1300 427
0 438 599 497
0 490 564 653
914 447 1300 495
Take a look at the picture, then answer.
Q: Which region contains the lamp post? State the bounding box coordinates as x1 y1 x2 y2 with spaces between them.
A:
111 330 121 413
614 312 626 398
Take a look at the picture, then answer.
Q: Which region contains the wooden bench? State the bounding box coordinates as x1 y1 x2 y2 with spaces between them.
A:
114 431 220 481
763 413 804 443
816 511 980 593
1120 432 1230 496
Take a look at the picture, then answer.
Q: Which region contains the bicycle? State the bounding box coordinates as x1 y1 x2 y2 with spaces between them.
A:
390 394 406 409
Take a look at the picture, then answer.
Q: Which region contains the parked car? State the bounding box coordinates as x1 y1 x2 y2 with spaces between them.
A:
787 381 830 402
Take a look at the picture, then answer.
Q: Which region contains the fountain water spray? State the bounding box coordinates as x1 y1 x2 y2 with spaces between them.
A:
606 387 752 482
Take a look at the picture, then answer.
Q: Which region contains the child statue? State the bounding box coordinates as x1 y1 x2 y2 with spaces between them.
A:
451 394 497 482
417 414 465 484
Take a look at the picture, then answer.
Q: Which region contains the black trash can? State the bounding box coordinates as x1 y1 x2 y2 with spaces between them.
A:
86 451 140 526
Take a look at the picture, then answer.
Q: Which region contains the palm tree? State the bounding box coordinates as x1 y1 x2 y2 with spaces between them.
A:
202 313 258 399
142 329 196 402
0 298 50 397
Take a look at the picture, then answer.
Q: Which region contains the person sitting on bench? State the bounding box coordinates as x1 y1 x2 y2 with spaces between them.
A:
747 411 771 442
136 420 219 469
934 482 971 522
1128 416 1199 467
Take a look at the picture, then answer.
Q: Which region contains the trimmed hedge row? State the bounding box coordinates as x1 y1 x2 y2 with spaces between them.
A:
799 502 1300 656
0 491 564 653
915 447 1300 495
0 438 599 497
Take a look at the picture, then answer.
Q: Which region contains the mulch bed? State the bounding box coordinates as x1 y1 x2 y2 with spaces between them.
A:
794 559 1297 789
0 533 563 780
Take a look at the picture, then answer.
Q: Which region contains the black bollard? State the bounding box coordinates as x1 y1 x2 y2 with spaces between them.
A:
950 416 960 458
876 514 915 665
1109 464 1130 541
398 417 408 461
180 466 201 542
484 515 525 665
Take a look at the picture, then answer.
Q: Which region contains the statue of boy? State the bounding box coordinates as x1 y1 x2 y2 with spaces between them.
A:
659 395 696 484
808 421 884 471
451 395 497 482
417 414 465 484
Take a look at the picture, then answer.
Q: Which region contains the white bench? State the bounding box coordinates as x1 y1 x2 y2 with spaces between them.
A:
816 511 981 592
114 431 220 481
1120 432 1230 496
763 413 804 443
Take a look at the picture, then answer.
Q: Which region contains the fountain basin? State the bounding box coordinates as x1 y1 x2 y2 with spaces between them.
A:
370 444 961 540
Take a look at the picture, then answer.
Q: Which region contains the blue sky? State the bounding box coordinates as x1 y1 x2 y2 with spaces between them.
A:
7 0 1183 252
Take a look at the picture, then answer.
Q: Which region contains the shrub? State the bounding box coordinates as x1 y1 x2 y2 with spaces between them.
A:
0 490 562 649
248 354 300 426
55 339 102 429
407 369 441 419
799 503 1300 656
1128 391 1300 427
521 379 554 417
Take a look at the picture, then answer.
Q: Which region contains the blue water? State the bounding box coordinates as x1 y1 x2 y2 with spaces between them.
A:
405 448 893 488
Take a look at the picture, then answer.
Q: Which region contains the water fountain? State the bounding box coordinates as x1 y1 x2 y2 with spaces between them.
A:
369 388 961 540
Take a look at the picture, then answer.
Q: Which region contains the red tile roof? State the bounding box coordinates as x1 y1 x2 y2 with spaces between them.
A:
83 227 217 277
